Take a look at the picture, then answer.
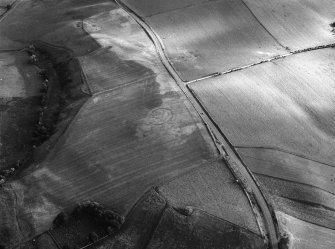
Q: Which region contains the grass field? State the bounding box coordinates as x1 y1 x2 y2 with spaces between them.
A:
189 48 335 166
244 0 335 50
145 0 285 81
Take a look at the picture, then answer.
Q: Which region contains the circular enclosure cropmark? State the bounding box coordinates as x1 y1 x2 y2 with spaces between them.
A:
145 107 173 125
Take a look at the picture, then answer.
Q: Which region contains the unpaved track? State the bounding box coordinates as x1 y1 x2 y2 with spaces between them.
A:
115 0 279 248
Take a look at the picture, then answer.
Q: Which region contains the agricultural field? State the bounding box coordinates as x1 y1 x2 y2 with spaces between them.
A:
145 0 286 81
189 48 335 165
243 0 335 50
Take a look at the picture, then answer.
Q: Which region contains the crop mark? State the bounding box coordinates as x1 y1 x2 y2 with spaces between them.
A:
144 107 173 125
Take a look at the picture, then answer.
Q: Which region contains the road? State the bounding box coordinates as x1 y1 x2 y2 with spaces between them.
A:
115 0 280 248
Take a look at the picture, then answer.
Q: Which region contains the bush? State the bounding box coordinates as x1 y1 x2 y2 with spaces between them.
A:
72 201 125 231
88 232 99 243
53 212 70 227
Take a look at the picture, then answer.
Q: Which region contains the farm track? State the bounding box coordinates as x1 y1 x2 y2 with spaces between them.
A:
115 0 279 248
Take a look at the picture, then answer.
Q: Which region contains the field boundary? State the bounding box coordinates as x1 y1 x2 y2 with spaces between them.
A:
187 43 335 85
240 0 287 49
